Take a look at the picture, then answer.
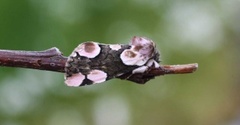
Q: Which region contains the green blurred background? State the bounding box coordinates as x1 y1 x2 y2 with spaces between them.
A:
0 0 239 125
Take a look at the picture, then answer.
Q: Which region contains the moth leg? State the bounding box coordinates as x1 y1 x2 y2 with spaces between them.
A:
146 59 160 68
132 66 148 74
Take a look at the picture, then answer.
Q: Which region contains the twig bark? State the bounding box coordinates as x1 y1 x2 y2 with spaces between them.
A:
116 63 198 83
0 47 198 83
0 48 66 72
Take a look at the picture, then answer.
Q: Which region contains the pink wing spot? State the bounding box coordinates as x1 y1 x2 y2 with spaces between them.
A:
65 73 85 87
123 50 137 58
87 70 107 84
109 44 121 51
120 50 147 66
74 42 101 58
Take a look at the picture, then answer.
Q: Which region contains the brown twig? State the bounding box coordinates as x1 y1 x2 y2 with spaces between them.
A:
116 64 198 83
0 48 66 72
0 48 198 83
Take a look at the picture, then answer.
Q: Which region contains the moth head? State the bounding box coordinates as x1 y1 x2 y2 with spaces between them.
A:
120 36 159 66
131 36 156 58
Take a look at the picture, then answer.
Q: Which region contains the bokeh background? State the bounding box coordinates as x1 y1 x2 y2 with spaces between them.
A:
0 0 239 125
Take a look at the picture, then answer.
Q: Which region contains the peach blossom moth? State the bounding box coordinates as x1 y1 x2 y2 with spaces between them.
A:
64 36 160 87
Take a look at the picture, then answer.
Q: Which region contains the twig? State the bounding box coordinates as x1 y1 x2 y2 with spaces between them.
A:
0 48 198 83
116 63 198 83
0 48 66 72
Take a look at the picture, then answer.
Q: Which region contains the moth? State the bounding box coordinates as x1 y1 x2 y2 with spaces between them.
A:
64 36 160 87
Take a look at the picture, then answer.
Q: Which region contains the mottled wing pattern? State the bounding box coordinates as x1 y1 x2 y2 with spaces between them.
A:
64 36 160 87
